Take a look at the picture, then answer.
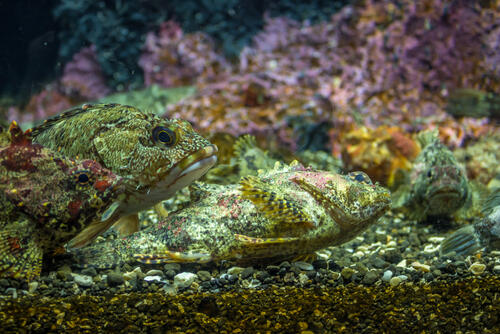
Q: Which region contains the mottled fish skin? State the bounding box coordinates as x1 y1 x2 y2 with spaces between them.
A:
73 162 391 268
0 122 124 281
400 130 469 221
31 103 217 246
440 187 500 256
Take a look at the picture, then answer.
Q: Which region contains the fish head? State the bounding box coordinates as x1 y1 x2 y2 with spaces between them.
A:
414 163 469 216
97 115 217 213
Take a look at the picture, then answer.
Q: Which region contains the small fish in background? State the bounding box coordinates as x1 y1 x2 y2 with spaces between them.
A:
0 122 124 281
446 89 500 121
392 129 470 223
31 103 218 247
72 162 391 269
440 187 500 256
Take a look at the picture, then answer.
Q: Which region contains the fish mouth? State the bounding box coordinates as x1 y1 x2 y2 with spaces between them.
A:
427 187 464 213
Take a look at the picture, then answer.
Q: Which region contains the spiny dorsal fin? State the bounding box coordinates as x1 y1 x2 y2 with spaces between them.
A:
239 175 314 230
416 129 440 148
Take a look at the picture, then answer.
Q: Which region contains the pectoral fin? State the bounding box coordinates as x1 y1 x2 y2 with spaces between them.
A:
134 251 212 264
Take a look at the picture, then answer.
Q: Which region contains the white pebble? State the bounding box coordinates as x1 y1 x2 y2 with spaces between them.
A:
423 244 440 254
227 266 245 275
428 236 445 243
412 261 431 272
469 262 486 275
298 273 309 285
144 275 164 282
145 269 164 277
293 261 314 271
174 272 197 289
28 281 38 294
382 270 393 282
396 259 407 268
353 251 365 258
72 274 93 287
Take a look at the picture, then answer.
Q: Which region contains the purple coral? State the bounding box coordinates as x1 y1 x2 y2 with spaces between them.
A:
60 45 111 100
139 21 229 88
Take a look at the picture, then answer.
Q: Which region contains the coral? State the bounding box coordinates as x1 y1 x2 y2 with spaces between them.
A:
139 21 229 88
7 85 72 126
340 126 420 186
60 45 111 101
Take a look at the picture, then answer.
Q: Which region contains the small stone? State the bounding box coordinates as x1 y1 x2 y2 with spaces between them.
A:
197 270 212 282
174 272 197 289
341 267 355 280
255 271 270 281
298 273 309 285
493 265 500 274
381 270 393 282
107 272 125 286
165 269 176 279
81 267 97 277
396 259 407 268
241 267 255 279
145 269 164 277
384 249 403 264
28 281 38 294
72 274 93 288
227 266 245 276
411 261 430 272
265 265 280 275
469 262 486 275
163 263 181 272
389 277 402 287
5 288 17 298
144 276 163 282
362 270 379 285
293 261 314 271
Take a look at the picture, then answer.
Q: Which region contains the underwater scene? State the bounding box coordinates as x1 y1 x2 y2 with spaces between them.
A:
0 0 499 332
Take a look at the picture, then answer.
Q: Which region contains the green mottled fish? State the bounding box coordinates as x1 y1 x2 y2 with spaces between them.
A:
31 103 217 247
73 162 391 268
0 122 124 281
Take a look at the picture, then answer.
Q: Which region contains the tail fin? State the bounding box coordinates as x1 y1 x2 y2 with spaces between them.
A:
440 225 482 256
0 224 43 281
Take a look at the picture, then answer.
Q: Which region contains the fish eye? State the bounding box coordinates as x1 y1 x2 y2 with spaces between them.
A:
153 126 177 146
427 170 432 178
349 171 372 185
73 170 91 185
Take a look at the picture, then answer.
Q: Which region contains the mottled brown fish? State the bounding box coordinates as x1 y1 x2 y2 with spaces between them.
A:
0 122 124 281
73 162 390 268
392 130 470 222
31 103 217 247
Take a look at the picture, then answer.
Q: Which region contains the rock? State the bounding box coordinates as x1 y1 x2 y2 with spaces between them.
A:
341 267 355 280
362 270 379 285
81 267 97 277
293 261 314 271
265 265 280 276
240 267 255 279
72 274 93 288
5 288 17 298
144 276 164 282
389 276 402 287
382 270 393 282
174 272 197 289
107 272 125 286
298 273 309 285
28 282 38 294
227 267 245 276
145 269 164 277
411 261 431 272
197 271 212 282
469 262 486 275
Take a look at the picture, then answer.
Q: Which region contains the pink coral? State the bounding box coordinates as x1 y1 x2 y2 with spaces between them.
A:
60 45 111 100
139 21 229 88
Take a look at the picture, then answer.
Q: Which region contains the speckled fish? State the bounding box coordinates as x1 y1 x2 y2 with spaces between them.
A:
392 129 469 222
31 103 217 247
0 122 124 281
440 187 500 256
73 162 390 268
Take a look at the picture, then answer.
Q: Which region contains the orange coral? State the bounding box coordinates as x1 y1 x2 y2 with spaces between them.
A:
340 125 420 186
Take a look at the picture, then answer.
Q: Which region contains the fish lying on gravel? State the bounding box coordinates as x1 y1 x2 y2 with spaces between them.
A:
440 187 500 256
392 129 470 222
31 103 217 246
0 122 124 281
73 161 391 268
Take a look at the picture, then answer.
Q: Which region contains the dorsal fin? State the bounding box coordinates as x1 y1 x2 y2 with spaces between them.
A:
8 121 32 146
416 129 439 148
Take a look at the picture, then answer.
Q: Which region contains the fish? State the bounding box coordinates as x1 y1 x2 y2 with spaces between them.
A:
440 187 500 256
446 89 500 121
392 129 470 222
0 121 124 281
73 161 391 268
31 103 218 246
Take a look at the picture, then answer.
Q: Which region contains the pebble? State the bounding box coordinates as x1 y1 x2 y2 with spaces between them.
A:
341 267 355 280
5 288 17 298
293 261 314 271
389 277 402 287
241 267 255 279
81 267 97 277
396 259 407 268
411 261 431 272
362 270 379 285
197 270 212 282
382 270 393 282
174 272 197 289
163 263 181 272
469 262 486 275
107 272 125 286
227 267 245 276
145 269 164 277
28 282 38 294
72 274 93 288
144 276 164 282
493 265 500 274
298 273 309 285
